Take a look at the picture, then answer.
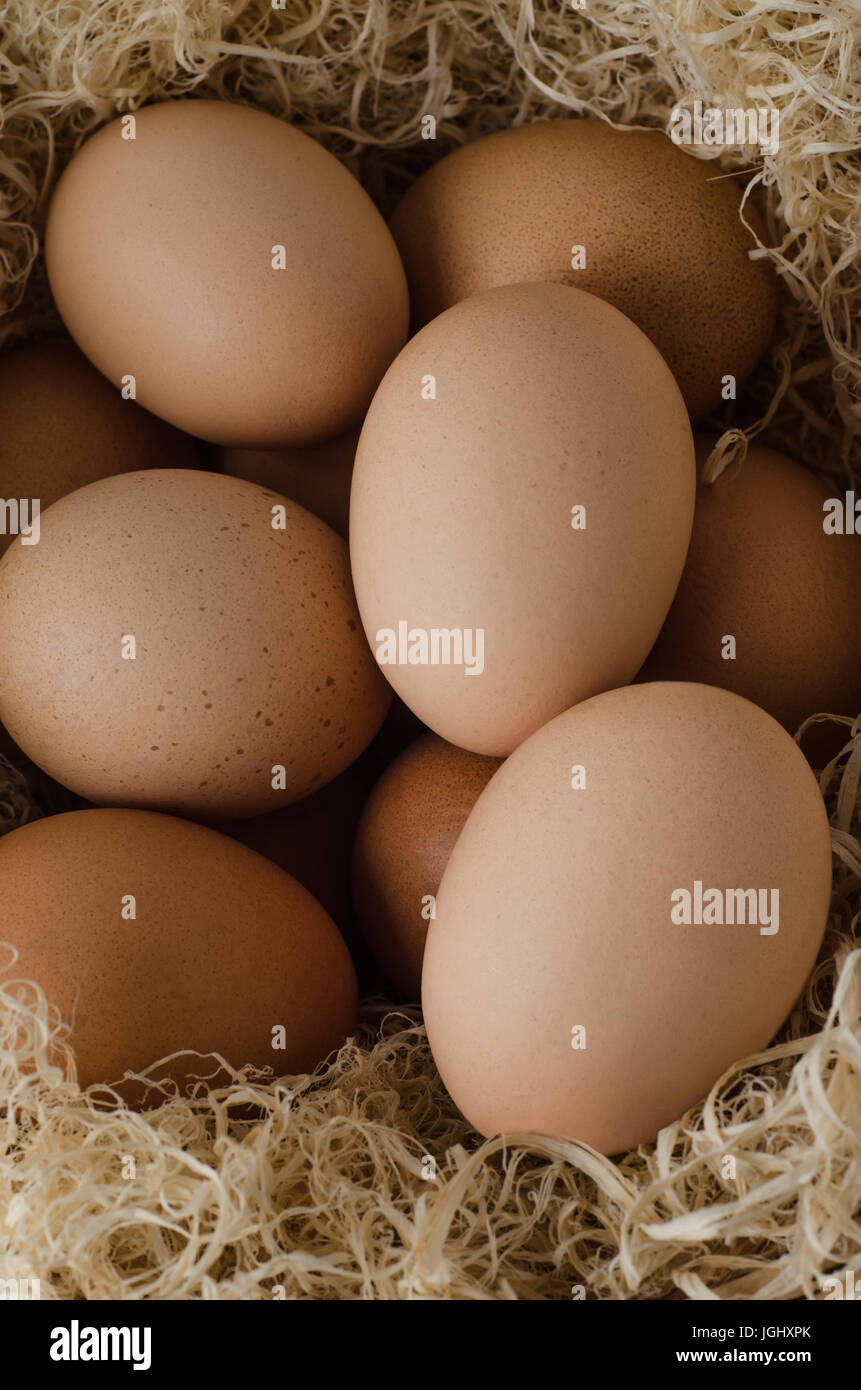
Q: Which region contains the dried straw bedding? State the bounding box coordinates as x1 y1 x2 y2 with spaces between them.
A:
0 0 860 1301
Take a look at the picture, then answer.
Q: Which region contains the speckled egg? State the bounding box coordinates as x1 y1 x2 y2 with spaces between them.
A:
390 119 779 419
638 438 861 763
422 682 832 1154
220 430 357 539
45 100 409 447
0 469 390 818
350 283 695 756
0 340 199 556
352 733 501 999
0 808 357 1094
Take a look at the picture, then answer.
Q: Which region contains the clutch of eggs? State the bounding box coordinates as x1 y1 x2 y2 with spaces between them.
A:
4 103 837 1159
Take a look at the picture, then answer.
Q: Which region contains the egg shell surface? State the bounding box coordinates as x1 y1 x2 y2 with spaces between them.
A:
638 439 861 762
0 341 199 555
0 808 357 1093
422 682 832 1154
0 469 390 819
352 732 501 998
45 100 409 447
350 282 696 756
220 748 378 937
390 118 778 419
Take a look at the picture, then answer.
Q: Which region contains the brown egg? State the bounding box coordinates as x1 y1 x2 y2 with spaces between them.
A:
220 431 357 539
0 341 199 555
423 683 831 1154
638 439 861 762
45 100 408 447
390 119 778 418
0 808 357 1093
351 282 695 756
0 470 390 819
352 733 501 999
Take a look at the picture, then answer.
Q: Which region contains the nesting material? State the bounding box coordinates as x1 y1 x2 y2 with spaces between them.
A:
1 0 860 1299
1 870 859 1299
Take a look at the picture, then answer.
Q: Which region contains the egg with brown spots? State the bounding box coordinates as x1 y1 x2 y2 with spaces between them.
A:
352 733 501 999
0 469 390 818
389 119 779 419
0 808 357 1095
0 340 199 556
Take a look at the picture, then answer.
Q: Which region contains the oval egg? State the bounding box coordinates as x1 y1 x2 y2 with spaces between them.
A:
390 118 778 419
0 469 390 819
422 682 832 1154
350 282 695 756
352 732 501 998
46 100 409 447
220 751 376 938
0 808 357 1093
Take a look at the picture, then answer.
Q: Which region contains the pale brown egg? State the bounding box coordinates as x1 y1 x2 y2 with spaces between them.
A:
220 430 357 539
422 682 832 1154
0 808 357 1094
350 283 695 756
352 733 501 999
0 470 390 819
0 340 199 555
390 119 778 418
638 439 861 763
45 100 409 447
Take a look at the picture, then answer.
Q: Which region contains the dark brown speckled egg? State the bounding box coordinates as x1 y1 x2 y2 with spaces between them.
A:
0 808 357 1094
389 119 778 419
352 732 501 1000
0 469 390 818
